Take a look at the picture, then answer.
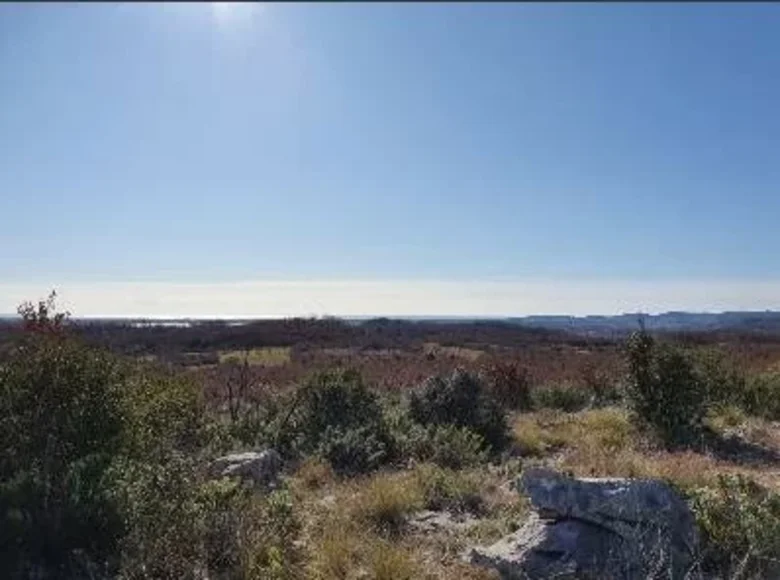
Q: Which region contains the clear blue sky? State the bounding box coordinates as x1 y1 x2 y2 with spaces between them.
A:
2 3 780 315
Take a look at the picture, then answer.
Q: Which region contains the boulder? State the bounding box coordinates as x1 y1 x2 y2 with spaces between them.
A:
209 449 282 488
468 468 701 579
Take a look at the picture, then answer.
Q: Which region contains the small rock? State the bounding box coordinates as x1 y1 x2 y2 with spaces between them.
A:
409 510 478 534
209 449 282 489
319 494 337 508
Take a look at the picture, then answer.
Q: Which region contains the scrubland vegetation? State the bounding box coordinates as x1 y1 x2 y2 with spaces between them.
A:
4 294 780 579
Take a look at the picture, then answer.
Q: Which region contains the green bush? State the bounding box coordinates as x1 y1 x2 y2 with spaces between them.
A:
116 464 302 580
409 369 510 454
0 296 251 579
692 348 747 409
406 424 487 470
742 372 780 420
690 474 780 579
625 330 707 448
532 382 591 413
120 368 205 461
385 397 488 469
413 464 483 514
289 369 394 474
316 424 390 475
0 310 126 577
112 455 206 579
239 489 303 580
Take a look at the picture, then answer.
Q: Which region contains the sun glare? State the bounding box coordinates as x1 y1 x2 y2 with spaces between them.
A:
210 2 259 26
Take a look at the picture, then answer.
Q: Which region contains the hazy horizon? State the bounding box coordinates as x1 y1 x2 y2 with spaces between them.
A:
4 279 780 319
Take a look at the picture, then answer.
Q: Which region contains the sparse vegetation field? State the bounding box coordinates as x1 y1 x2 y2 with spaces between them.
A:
4 298 780 579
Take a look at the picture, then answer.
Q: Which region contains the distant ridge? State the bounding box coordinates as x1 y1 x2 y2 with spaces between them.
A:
4 311 780 336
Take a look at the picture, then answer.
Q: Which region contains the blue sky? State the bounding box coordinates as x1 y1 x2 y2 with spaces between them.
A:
2 3 780 316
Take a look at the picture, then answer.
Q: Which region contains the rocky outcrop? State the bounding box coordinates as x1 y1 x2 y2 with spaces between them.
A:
468 468 701 579
209 449 282 489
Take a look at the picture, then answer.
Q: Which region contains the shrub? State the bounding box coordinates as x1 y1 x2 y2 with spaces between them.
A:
388 401 488 469
120 368 205 461
532 382 591 412
112 455 206 579
482 361 532 411
0 305 125 578
316 424 391 476
239 489 303 580
706 403 748 433
625 330 707 448
0 296 253 580
692 348 747 409
742 371 780 420
412 424 488 470
690 474 780 578
409 370 510 454
299 369 386 444
284 369 394 474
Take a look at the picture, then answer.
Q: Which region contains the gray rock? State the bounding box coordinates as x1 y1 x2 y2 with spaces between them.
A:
209 449 282 488
468 468 701 580
408 510 478 534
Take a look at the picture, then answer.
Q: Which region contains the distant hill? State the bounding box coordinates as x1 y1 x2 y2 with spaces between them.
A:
5 311 780 340
506 311 780 337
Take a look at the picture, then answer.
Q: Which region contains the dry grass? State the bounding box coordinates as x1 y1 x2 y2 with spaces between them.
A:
218 347 291 366
368 539 420 580
422 343 486 363
288 461 524 579
351 472 423 535
288 405 780 580
512 407 780 492
308 524 357 580
296 457 337 491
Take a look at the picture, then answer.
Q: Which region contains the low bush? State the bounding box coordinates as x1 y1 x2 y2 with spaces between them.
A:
706 403 748 433
409 370 510 454
316 424 391 476
742 371 780 420
112 455 206 579
532 382 591 412
238 489 303 580
693 348 747 409
286 369 395 474
394 421 487 470
690 474 780 579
